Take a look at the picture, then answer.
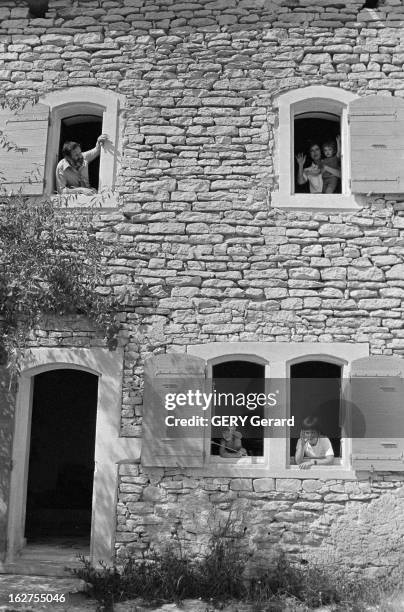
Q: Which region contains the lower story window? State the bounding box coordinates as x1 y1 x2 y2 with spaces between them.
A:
290 360 342 464
211 360 265 458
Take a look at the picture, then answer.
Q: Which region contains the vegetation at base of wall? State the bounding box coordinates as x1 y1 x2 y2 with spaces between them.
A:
0 195 120 374
70 523 403 612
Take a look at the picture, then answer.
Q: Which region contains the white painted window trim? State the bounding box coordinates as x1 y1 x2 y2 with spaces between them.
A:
272 86 365 210
6 348 140 568
40 87 125 207
187 342 370 479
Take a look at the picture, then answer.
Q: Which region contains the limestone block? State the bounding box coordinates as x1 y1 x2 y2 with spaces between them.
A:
253 478 276 492
229 479 253 491
143 486 167 502
276 479 302 492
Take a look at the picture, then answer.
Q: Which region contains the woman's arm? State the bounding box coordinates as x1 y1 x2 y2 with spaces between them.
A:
295 438 306 465
296 153 307 185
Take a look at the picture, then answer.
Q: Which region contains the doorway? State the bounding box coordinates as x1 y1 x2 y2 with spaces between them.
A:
24 369 98 549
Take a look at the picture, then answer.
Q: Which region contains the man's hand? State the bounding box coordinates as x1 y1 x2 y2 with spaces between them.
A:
97 133 108 147
296 153 306 167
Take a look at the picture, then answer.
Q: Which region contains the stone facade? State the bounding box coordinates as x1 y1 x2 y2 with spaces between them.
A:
1 0 404 579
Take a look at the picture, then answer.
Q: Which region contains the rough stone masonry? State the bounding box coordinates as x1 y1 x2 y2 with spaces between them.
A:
1 0 404 579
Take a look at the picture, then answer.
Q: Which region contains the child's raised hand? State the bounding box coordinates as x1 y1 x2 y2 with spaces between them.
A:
296 153 306 166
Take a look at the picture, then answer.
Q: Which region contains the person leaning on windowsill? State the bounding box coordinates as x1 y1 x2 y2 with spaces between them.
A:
55 133 108 195
295 416 334 470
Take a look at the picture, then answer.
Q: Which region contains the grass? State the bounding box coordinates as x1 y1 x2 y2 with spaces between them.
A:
70 522 404 612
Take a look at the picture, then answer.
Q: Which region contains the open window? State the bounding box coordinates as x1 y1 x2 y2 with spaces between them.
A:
0 88 123 204
294 113 341 195
273 85 359 209
211 360 265 458
289 360 342 465
41 87 123 203
58 114 103 191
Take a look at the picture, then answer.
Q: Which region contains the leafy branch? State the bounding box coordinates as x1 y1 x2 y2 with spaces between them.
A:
0 195 122 375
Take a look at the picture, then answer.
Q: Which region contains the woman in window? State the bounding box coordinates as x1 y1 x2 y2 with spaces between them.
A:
296 144 324 193
296 138 341 194
295 416 334 469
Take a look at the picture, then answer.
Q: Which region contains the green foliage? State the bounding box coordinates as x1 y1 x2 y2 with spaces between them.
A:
0 195 119 372
71 535 404 611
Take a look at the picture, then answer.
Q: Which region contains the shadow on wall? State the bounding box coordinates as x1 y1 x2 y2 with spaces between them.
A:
0 366 14 556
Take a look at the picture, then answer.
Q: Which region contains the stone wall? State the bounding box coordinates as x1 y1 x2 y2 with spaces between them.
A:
1 0 404 575
116 464 404 579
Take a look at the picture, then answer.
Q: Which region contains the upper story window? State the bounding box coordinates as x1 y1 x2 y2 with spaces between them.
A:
58 114 103 192
0 87 123 206
273 86 358 210
294 113 341 195
272 86 404 210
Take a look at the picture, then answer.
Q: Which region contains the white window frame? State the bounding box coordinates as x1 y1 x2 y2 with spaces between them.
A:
40 87 125 207
187 342 369 479
272 86 364 210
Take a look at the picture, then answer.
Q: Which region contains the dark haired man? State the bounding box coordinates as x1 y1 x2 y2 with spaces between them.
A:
55 133 107 194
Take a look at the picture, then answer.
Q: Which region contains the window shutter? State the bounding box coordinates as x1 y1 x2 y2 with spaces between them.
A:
349 96 404 194
141 353 207 468
348 356 404 471
0 101 49 195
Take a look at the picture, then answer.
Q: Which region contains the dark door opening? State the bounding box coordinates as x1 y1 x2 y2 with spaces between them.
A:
290 360 341 459
59 115 102 190
25 369 98 543
211 360 265 457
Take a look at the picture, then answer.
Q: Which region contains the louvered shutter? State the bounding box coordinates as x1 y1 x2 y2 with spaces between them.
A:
0 101 49 195
141 354 207 467
349 96 404 194
348 356 404 471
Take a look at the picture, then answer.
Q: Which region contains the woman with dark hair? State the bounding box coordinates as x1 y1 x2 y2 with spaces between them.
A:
295 416 334 469
295 143 323 194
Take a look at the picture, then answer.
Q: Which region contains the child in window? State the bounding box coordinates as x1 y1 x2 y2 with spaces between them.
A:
219 425 248 458
321 135 341 194
295 416 334 469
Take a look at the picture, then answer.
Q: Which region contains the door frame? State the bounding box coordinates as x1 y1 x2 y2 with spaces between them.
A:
6 347 132 565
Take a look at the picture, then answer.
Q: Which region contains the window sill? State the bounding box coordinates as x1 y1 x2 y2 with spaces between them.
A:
188 464 356 479
271 192 364 210
209 456 265 465
50 191 118 208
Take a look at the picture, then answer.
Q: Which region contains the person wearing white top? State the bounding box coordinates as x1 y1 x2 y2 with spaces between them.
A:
296 144 324 194
295 416 334 470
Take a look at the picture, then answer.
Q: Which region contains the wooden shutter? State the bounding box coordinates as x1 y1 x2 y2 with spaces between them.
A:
141 353 207 467
0 101 49 195
349 96 404 194
348 356 404 471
